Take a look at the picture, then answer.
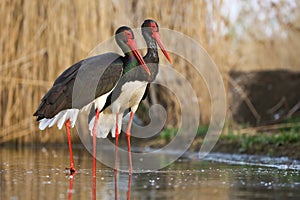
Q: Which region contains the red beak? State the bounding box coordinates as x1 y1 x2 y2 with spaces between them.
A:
127 39 151 75
152 32 172 64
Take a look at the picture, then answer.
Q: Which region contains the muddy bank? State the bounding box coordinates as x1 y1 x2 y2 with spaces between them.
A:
142 133 300 160
211 139 300 160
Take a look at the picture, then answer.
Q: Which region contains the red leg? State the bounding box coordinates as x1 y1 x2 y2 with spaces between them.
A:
114 113 119 172
65 119 76 174
92 109 100 200
126 111 134 174
92 109 100 178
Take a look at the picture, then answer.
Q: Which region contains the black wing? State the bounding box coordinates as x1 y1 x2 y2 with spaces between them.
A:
34 53 123 120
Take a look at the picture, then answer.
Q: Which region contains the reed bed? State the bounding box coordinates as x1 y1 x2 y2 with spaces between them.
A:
0 0 299 143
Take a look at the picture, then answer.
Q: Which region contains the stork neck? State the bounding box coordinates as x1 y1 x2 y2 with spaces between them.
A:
145 38 159 63
123 51 139 72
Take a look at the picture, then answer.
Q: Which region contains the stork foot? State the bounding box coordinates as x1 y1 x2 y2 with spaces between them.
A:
66 166 77 175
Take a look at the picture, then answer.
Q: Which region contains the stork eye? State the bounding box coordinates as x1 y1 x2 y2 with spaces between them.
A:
150 22 158 32
124 30 133 39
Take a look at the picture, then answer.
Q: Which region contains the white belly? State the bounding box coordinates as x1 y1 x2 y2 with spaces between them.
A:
111 81 148 113
89 80 147 138
81 89 113 112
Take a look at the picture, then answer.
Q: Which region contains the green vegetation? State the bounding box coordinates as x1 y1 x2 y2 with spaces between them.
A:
159 128 178 141
158 125 209 141
222 130 300 154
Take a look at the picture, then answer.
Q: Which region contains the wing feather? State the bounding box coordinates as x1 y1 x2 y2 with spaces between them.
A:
34 53 123 120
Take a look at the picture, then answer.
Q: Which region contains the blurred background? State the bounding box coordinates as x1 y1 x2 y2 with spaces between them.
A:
0 0 299 144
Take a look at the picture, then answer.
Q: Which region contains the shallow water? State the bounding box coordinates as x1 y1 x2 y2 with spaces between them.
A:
1 146 300 200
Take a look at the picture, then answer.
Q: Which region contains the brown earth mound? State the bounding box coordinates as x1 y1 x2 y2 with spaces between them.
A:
229 70 300 126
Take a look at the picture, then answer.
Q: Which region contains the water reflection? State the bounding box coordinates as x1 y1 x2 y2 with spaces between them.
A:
127 174 132 200
113 170 132 200
92 173 96 200
1 146 300 199
67 174 75 200
114 170 118 200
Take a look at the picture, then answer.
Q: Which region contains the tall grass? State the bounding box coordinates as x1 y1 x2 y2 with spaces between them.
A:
0 0 299 143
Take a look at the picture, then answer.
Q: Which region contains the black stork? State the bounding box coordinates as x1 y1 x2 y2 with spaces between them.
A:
89 19 172 174
33 26 150 175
